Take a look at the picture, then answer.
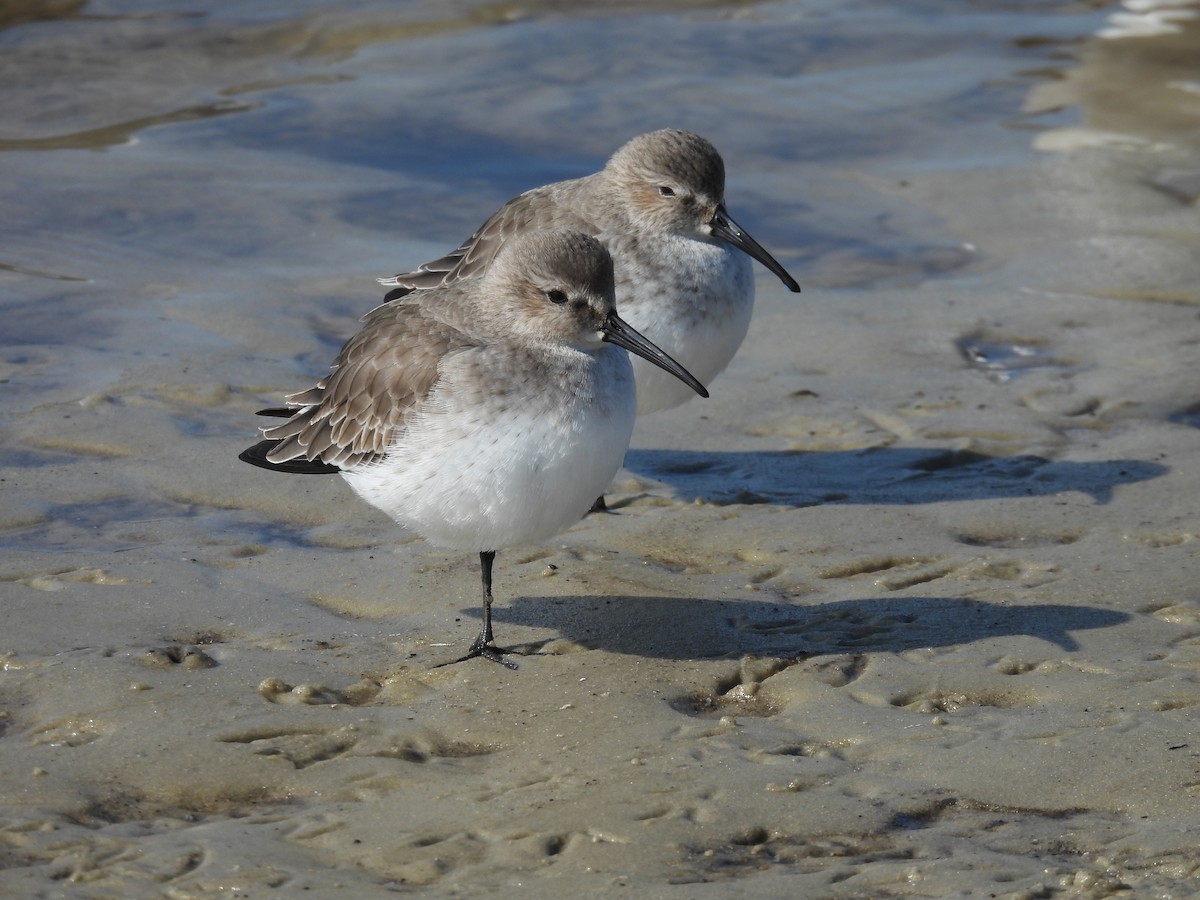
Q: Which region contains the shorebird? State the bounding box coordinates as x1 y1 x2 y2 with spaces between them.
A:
378 128 800 416
240 229 707 667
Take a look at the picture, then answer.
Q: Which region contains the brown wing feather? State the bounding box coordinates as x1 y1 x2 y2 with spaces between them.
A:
379 182 595 295
262 299 470 468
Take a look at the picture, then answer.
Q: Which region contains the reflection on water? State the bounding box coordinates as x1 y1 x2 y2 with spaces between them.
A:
0 0 1116 297
1029 0 1200 151
2 0 1193 400
0 100 256 152
3 0 1190 485
0 0 87 32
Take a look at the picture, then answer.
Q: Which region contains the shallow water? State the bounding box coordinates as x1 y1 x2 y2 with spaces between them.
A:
3 0 1200 896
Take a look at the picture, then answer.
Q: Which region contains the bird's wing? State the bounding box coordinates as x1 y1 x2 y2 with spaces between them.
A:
378 186 593 298
257 300 471 468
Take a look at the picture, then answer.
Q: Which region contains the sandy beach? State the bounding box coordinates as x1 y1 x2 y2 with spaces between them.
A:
2 1 1199 896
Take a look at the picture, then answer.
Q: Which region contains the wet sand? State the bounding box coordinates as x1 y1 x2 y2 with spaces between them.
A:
2 1 1199 896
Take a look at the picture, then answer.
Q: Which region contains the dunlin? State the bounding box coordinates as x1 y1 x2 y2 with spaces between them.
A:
379 128 800 416
240 230 707 668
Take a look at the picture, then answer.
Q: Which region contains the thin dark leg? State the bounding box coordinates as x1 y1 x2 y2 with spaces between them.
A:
587 494 609 514
455 550 517 669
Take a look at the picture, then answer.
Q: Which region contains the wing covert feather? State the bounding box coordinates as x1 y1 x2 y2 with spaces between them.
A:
379 184 595 294
262 301 471 467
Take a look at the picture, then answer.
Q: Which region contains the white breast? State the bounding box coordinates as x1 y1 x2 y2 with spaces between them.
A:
609 234 754 415
341 345 636 551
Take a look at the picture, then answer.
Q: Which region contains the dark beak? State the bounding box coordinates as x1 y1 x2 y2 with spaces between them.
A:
602 313 709 398
709 205 801 293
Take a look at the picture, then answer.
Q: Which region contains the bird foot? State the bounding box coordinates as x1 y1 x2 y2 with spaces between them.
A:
587 494 610 514
438 634 519 670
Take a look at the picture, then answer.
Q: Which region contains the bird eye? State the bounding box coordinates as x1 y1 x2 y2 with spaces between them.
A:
547 289 568 304
658 185 676 197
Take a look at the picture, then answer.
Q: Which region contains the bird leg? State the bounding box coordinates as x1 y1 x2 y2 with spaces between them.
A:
455 550 518 669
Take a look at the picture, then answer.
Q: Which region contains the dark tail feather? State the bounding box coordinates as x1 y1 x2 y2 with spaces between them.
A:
255 407 297 418
239 439 341 474
383 285 413 303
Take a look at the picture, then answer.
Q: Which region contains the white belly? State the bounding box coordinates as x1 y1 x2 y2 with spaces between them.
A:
342 346 636 551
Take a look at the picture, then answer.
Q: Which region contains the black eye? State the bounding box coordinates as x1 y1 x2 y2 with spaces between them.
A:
658 185 675 197
547 289 568 304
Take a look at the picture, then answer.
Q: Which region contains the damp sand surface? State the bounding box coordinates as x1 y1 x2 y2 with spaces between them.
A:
2 1 1200 896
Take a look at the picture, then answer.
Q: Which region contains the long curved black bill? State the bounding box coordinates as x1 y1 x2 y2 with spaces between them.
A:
602 313 709 398
710 205 801 293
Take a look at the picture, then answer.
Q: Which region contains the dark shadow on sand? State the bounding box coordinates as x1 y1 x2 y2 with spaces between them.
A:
486 595 1129 660
621 447 1166 507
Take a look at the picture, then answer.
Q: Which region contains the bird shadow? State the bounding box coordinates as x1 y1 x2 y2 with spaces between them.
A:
488 594 1129 661
621 447 1166 507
